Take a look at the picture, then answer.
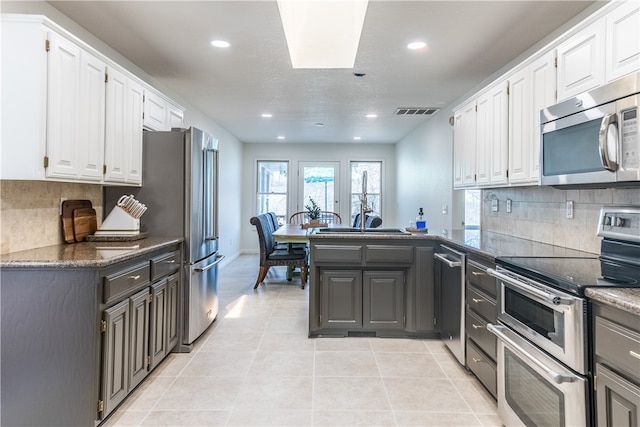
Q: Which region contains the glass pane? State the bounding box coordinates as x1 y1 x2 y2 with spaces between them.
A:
464 190 481 230
257 194 287 223
303 166 335 212
505 349 565 427
350 161 382 220
505 288 564 347
543 119 602 175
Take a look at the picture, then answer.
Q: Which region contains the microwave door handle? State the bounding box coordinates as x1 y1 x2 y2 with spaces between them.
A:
487 324 576 384
487 268 573 306
598 113 618 172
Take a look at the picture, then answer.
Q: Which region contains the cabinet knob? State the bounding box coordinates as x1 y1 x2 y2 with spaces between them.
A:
129 275 141 280
472 357 485 363
472 323 484 329
472 298 484 303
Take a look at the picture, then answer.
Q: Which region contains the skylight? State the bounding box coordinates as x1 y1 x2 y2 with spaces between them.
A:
277 0 369 69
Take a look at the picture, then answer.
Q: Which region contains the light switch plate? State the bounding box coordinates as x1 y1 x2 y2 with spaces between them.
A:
442 204 448 215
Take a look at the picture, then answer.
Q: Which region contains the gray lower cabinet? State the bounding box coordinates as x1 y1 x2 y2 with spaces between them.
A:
320 269 404 332
100 251 180 421
593 303 640 427
465 257 497 399
309 238 437 338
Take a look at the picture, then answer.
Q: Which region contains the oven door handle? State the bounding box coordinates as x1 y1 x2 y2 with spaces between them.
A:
487 268 573 306
487 323 576 385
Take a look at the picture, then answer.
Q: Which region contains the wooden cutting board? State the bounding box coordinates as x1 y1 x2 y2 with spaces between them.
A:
61 200 92 243
73 208 97 242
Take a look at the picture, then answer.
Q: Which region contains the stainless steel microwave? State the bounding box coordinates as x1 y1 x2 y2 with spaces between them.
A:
540 72 639 187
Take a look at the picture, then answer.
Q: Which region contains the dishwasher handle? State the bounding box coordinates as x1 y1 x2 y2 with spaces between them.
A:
434 252 462 268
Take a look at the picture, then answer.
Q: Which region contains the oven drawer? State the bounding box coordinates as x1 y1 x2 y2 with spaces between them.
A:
466 309 497 361
466 285 496 323
466 260 496 299
466 338 497 399
595 316 640 380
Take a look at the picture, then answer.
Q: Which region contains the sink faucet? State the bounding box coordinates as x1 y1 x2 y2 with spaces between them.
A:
360 171 372 230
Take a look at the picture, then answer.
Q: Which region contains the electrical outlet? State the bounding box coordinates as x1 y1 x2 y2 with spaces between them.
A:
506 199 512 213
566 200 574 219
60 197 68 214
442 204 448 215
491 199 499 212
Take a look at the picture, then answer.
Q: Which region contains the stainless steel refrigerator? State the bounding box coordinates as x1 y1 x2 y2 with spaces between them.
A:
104 127 222 352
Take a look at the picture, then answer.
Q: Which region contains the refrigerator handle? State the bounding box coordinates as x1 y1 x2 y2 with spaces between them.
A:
194 254 225 272
204 148 219 241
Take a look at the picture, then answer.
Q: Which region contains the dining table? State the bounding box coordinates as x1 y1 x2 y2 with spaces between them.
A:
272 223 316 244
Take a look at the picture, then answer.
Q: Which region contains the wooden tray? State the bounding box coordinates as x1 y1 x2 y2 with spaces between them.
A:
61 200 92 243
73 208 97 242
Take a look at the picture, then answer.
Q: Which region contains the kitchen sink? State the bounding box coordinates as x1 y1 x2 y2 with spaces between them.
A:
315 228 410 235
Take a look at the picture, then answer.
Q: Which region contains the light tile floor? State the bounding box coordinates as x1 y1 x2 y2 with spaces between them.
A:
104 254 500 427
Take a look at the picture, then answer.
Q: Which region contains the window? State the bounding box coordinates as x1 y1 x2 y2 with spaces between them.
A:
350 161 382 225
464 189 481 230
257 161 288 225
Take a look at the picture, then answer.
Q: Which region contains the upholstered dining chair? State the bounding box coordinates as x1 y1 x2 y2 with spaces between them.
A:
250 214 308 289
352 213 382 228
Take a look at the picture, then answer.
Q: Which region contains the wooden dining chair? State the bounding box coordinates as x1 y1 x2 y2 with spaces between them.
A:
288 211 308 224
319 211 342 224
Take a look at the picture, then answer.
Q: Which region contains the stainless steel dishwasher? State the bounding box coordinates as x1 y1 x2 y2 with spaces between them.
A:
434 244 466 365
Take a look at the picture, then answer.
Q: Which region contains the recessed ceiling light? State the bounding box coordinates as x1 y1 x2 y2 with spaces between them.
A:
366 114 377 118
211 40 230 48
407 41 427 50
261 113 273 118
353 136 362 140
277 136 286 140
314 122 325 127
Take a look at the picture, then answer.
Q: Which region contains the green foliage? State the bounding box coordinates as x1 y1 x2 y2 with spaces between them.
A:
305 197 321 220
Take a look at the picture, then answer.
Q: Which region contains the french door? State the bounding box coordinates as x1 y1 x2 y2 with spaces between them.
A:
298 162 340 222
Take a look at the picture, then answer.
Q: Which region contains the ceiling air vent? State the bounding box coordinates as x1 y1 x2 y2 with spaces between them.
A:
394 107 439 116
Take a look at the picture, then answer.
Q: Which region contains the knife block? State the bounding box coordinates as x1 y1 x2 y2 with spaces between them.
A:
95 206 140 236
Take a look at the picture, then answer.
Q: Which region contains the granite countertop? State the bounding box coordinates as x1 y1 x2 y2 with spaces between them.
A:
585 288 640 316
0 236 183 269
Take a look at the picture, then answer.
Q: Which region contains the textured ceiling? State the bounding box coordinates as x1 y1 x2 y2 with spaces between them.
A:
47 0 599 144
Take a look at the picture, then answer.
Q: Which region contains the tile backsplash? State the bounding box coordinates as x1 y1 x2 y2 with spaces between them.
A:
482 186 640 254
1 180 103 254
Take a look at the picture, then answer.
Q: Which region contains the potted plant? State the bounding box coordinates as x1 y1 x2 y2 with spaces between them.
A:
305 197 321 227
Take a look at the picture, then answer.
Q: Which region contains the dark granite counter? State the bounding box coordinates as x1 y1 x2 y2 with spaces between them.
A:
585 287 640 316
0 236 182 268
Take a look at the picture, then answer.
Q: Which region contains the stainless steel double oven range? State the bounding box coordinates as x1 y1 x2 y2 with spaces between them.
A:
487 206 640 427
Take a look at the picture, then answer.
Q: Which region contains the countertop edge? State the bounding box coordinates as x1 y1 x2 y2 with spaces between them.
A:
585 287 640 316
0 237 183 269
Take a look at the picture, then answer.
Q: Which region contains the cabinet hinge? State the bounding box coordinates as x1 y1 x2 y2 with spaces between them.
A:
507 83 510 96
554 57 558 68
593 374 597 390
148 293 153 302
318 315 322 326
403 315 406 327
105 73 108 83
506 169 509 178
43 156 49 168
45 39 50 52
147 355 151 367
475 105 478 112
319 274 323 282
433 317 437 326
98 400 104 413
100 320 107 333
103 164 107 174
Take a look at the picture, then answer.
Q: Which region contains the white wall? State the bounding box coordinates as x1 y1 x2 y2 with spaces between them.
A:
241 142 396 252
1 1 244 264
395 112 461 237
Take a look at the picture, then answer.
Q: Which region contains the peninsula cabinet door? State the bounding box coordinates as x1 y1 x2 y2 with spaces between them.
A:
363 271 404 330
320 270 362 329
596 364 640 427
129 288 150 391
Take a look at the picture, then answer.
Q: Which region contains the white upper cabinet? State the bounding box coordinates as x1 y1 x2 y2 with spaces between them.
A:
0 14 183 186
143 88 185 131
508 52 556 185
453 100 478 188
556 18 606 101
104 67 144 185
143 89 167 131
605 0 640 82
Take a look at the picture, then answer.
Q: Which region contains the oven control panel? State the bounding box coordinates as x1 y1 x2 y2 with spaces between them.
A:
597 206 640 243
